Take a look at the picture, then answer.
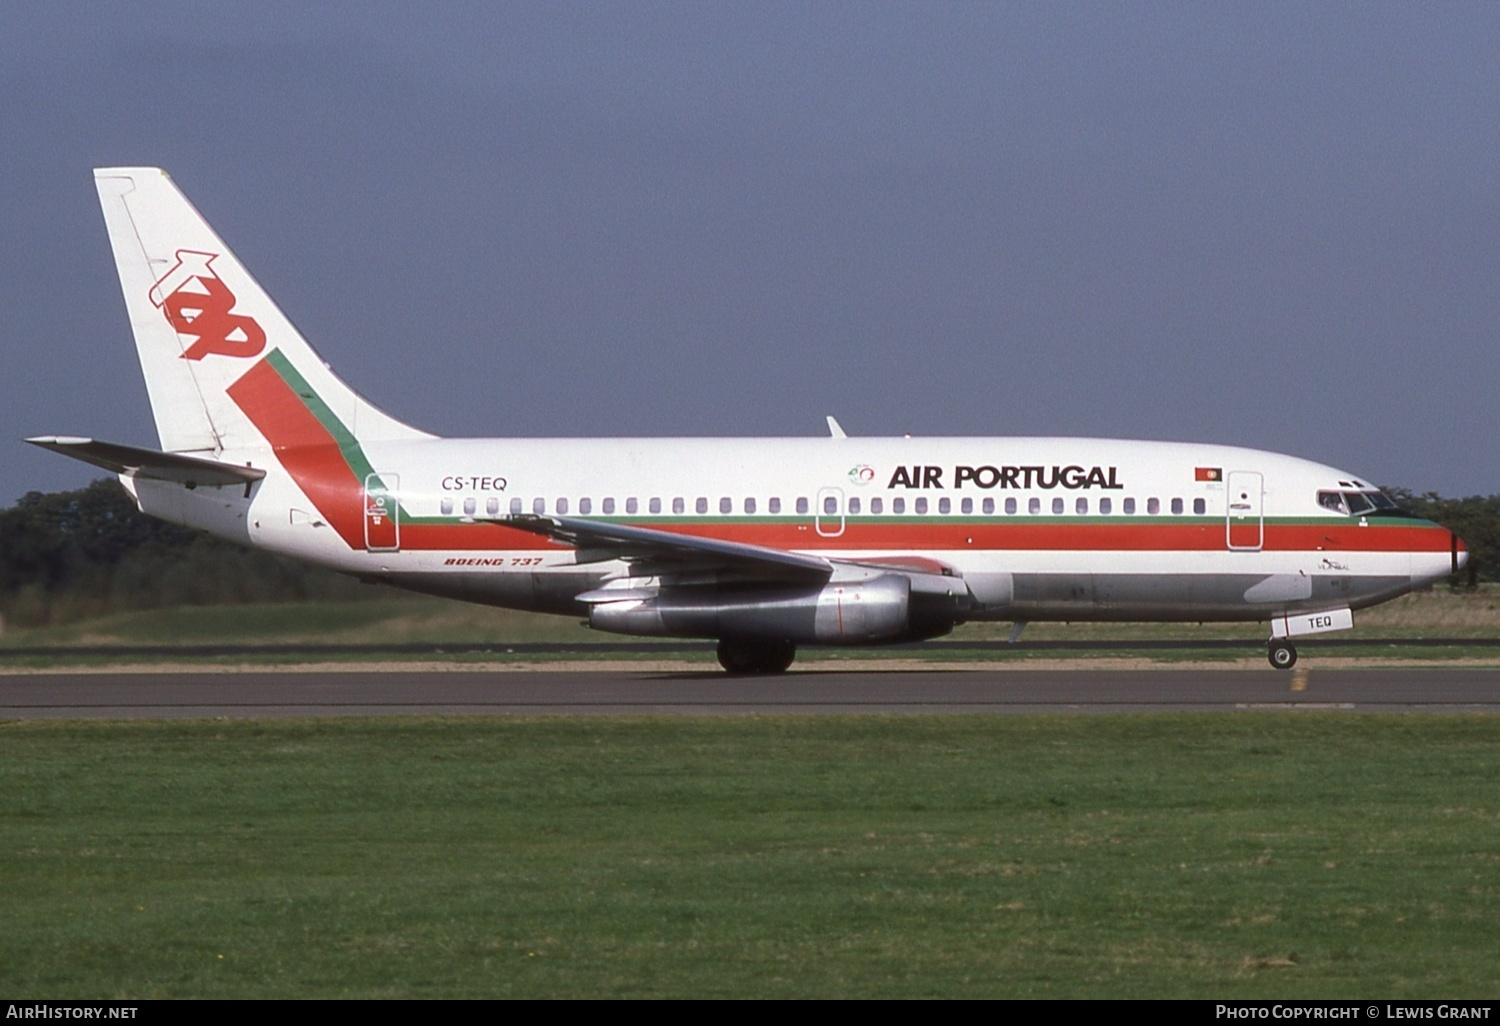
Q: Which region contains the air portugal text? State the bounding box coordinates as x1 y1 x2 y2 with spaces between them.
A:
887 465 1124 490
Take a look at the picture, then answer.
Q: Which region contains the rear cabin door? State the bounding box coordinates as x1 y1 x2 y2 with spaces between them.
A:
1226 471 1263 551
364 473 401 552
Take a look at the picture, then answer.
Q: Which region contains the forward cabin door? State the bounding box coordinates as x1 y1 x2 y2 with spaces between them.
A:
1226 471 1264 551
364 473 401 552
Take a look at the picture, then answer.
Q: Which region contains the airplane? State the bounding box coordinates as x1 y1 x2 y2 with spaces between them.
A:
28 167 1467 673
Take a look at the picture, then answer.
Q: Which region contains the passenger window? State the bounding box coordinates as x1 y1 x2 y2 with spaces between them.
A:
1076 497 1088 515
463 497 477 516
870 497 883 514
1123 497 1135 515
626 497 639 514
603 497 615 515
1193 498 1206 515
694 497 706 514
823 495 838 515
533 498 545 515
1171 498 1184 515
848 497 861 514
1052 497 1064 515
579 498 592 515
441 497 454 515
673 498 685 515
1100 497 1111 515
556 498 568 515
744 497 756 514
486 497 499 516
938 497 950 514
1028 497 1041 515
769 497 782 515
961 497 973 514
893 497 906 514
982 497 994 515
796 497 809 515
720 497 732 514
649 498 661 514
1147 497 1160 515
510 497 522 515
915 497 928 514
1004 497 1016 515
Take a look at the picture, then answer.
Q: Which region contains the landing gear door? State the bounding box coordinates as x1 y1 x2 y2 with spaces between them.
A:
364 473 400 552
1226 471 1263 551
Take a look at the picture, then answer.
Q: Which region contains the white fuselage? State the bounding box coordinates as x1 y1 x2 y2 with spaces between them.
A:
130 434 1459 632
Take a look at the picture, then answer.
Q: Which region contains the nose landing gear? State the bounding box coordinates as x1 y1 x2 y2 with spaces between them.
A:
1267 641 1298 670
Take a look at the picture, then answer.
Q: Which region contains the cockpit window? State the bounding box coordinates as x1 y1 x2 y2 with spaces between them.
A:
1317 491 1348 515
1319 489 1400 516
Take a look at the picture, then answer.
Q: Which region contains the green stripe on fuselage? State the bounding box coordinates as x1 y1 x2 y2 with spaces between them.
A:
264 348 395 508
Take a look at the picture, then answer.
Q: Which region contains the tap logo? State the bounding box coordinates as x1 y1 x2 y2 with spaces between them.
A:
848 464 876 486
150 250 267 361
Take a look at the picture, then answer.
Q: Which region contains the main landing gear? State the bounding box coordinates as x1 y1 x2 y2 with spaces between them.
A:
716 638 797 675
1267 641 1298 670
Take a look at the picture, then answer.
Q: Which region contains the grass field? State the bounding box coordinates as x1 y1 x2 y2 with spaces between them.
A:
1 585 1497 667
2 715 1497 998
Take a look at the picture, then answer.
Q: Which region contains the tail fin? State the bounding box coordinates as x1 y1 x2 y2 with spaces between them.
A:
93 167 430 454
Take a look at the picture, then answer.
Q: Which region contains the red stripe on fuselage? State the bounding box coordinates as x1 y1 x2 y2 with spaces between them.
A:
388 518 1452 554
226 359 365 547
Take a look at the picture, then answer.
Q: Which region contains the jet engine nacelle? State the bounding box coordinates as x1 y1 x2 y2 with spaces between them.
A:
588 573 914 644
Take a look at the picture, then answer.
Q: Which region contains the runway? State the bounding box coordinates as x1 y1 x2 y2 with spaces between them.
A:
2 667 1499 718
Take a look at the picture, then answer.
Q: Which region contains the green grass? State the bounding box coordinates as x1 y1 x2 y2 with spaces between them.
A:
0 596 601 648
2 585 1498 667
2 715 1497 998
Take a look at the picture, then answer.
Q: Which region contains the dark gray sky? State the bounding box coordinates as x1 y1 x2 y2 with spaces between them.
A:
3 2 1497 503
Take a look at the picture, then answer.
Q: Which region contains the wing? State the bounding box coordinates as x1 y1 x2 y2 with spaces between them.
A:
502 513 833 581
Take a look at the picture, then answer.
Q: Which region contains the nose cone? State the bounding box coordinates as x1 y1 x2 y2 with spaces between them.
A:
1407 521 1465 587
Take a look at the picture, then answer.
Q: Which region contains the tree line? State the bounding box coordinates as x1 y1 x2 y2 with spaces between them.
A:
0 478 1493 630
0 479 380 628
1385 488 1494 589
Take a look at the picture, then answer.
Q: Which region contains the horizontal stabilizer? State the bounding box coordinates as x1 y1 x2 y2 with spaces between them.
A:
26 436 266 488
